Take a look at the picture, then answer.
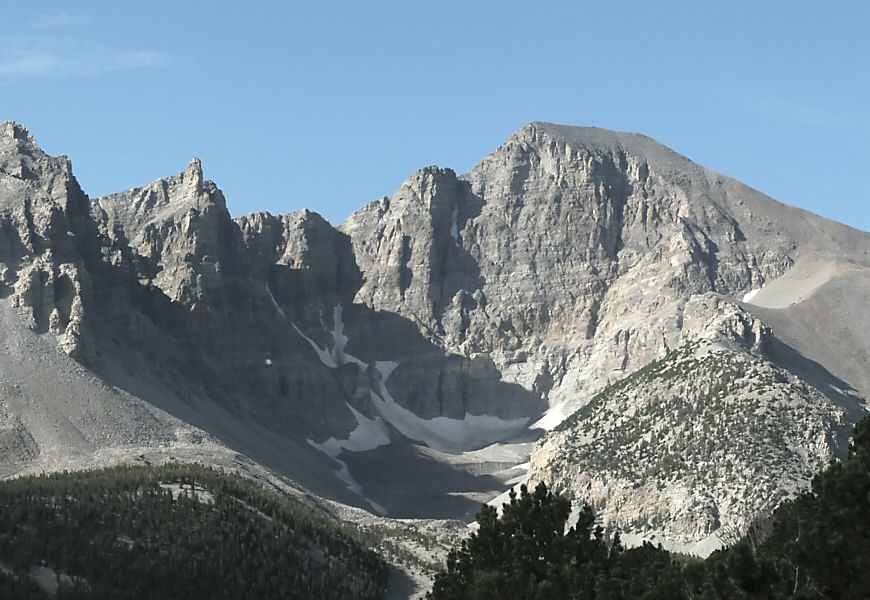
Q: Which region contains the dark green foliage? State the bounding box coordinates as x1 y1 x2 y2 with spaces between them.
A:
0 568 50 600
0 464 388 600
431 417 870 599
429 482 682 599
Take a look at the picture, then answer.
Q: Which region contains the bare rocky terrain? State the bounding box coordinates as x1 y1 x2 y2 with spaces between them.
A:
1 119 868 589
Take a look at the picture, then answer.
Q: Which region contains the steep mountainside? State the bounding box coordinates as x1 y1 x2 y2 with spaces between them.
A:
529 299 848 555
344 123 869 423
1 120 868 555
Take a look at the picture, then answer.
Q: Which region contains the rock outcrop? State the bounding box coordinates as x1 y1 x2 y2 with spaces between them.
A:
0 122 98 363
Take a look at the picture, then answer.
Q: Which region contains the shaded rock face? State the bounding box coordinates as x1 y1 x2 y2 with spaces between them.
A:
0 123 541 496
342 167 482 330
87 161 349 437
1 119 869 541
95 158 236 306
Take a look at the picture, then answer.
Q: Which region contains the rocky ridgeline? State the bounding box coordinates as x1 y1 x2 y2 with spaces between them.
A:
0 122 95 363
1 120 868 551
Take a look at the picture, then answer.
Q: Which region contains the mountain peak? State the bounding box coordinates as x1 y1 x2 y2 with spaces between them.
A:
1 121 31 142
186 157 204 192
0 121 42 160
505 121 697 175
520 121 656 147
2 120 869 562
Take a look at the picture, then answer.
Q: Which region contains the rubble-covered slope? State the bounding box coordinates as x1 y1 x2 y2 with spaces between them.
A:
529 332 848 555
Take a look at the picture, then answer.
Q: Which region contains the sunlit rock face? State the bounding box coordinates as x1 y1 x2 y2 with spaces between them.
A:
1 120 869 543
343 122 863 420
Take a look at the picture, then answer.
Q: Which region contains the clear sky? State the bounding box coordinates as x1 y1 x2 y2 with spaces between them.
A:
2 1 868 231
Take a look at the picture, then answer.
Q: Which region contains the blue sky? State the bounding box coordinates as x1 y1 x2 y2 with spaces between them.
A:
2 1 868 231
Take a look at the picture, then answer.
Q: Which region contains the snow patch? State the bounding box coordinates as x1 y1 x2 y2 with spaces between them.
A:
531 402 570 431
312 403 391 457
301 308 532 507
308 401 390 515
313 451 387 515
329 305 368 368
265 284 286 318
486 480 528 511
742 288 760 303
334 460 362 494
291 323 338 368
449 203 460 240
369 361 530 453
505 465 529 486
330 304 349 363
291 305 369 369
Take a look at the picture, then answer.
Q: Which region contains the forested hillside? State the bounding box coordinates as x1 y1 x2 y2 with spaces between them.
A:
430 417 870 599
0 464 388 599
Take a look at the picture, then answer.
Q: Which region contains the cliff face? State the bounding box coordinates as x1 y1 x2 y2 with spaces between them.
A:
1 120 868 546
0 121 97 362
344 123 868 423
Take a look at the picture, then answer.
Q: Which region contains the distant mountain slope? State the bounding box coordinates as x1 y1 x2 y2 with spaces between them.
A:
742 257 870 403
0 119 868 555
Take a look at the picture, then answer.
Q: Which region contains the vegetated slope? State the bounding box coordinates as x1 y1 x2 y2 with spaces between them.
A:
0 464 388 600
529 332 847 556
430 417 870 599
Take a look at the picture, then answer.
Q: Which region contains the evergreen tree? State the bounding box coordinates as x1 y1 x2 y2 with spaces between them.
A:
430 482 679 599
432 417 870 600
0 464 388 600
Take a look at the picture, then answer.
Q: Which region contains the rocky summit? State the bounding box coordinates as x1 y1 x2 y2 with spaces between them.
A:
1 120 869 558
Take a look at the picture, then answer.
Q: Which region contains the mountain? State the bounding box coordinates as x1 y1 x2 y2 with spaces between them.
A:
1 120 868 562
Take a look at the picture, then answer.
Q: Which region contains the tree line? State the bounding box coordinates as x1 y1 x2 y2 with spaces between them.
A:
430 417 870 599
0 463 388 599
